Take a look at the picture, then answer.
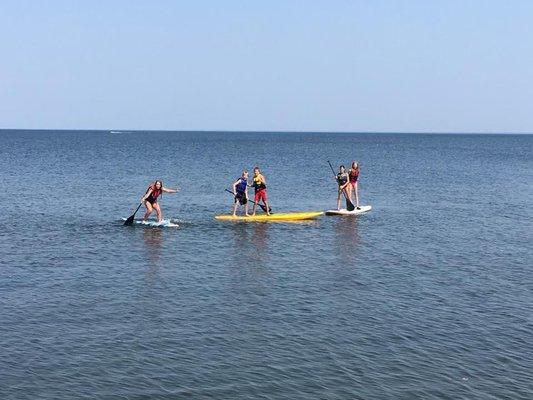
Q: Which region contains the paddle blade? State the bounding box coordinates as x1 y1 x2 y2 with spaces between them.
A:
345 197 355 211
124 203 142 226
124 214 135 226
258 203 273 214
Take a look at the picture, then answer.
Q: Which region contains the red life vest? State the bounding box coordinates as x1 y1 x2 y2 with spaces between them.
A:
349 168 359 183
147 184 162 200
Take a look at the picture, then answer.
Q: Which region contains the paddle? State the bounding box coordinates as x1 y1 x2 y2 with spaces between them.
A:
124 203 142 226
224 189 272 213
327 160 355 211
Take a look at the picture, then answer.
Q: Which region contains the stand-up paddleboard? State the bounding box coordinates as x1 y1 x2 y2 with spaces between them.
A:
325 205 372 216
215 211 323 222
121 218 180 227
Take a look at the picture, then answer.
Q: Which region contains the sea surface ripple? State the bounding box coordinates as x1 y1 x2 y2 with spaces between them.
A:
0 131 532 399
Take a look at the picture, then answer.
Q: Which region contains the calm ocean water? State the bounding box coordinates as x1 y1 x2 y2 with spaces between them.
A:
0 130 531 399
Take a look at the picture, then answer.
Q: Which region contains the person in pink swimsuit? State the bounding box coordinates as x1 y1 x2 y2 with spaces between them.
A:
348 162 361 210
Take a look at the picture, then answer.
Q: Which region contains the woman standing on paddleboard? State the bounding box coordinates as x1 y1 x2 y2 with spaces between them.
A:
348 161 361 210
142 180 178 223
252 167 270 216
336 165 350 210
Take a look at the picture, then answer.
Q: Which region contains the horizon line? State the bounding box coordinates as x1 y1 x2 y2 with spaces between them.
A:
0 128 531 135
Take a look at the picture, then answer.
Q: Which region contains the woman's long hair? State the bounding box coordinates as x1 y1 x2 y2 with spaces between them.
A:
151 180 163 199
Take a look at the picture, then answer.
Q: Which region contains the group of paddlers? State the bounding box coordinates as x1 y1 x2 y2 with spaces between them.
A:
140 162 361 221
334 161 361 211
229 163 361 217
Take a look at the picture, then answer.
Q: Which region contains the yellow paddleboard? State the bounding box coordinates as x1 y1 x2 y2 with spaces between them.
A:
215 211 324 221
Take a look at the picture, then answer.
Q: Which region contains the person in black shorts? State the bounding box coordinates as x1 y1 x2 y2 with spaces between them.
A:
232 170 250 217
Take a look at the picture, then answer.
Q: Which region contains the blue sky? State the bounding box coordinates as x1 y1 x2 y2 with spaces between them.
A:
1 1 532 133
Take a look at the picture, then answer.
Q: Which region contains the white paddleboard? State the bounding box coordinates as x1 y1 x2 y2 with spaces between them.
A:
325 205 372 216
122 218 180 228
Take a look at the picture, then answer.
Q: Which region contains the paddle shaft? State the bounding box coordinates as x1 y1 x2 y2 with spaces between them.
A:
327 160 336 176
225 189 272 213
124 203 143 225
132 202 142 215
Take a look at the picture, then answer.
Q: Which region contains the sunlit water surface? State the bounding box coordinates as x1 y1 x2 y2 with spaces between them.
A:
0 131 531 399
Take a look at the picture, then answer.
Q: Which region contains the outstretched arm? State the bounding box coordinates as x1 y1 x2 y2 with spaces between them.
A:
162 186 179 193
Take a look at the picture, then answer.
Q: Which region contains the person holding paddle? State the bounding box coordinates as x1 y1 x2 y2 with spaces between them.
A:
232 170 250 217
327 160 355 211
141 180 178 223
251 166 270 216
336 165 350 210
349 161 361 210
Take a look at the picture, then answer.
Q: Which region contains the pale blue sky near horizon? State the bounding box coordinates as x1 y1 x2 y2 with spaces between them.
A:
1 1 532 133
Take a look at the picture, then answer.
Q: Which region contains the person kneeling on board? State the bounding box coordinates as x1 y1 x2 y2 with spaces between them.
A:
141 180 178 223
252 166 270 216
336 165 350 210
232 170 250 217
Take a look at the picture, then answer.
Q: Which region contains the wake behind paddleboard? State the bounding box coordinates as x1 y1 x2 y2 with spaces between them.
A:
121 218 180 227
325 205 372 216
215 211 324 222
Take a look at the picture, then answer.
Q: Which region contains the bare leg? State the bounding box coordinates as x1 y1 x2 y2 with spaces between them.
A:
252 202 257 216
232 200 238 216
354 182 360 208
264 200 270 216
153 203 162 222
342 188 350 208
344 188 352 206
337 190 341 210
143 201 153 221
245 202 249 216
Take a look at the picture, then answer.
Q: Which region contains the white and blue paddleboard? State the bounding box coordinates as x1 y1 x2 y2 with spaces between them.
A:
122 218 180 228
325 205 372 216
